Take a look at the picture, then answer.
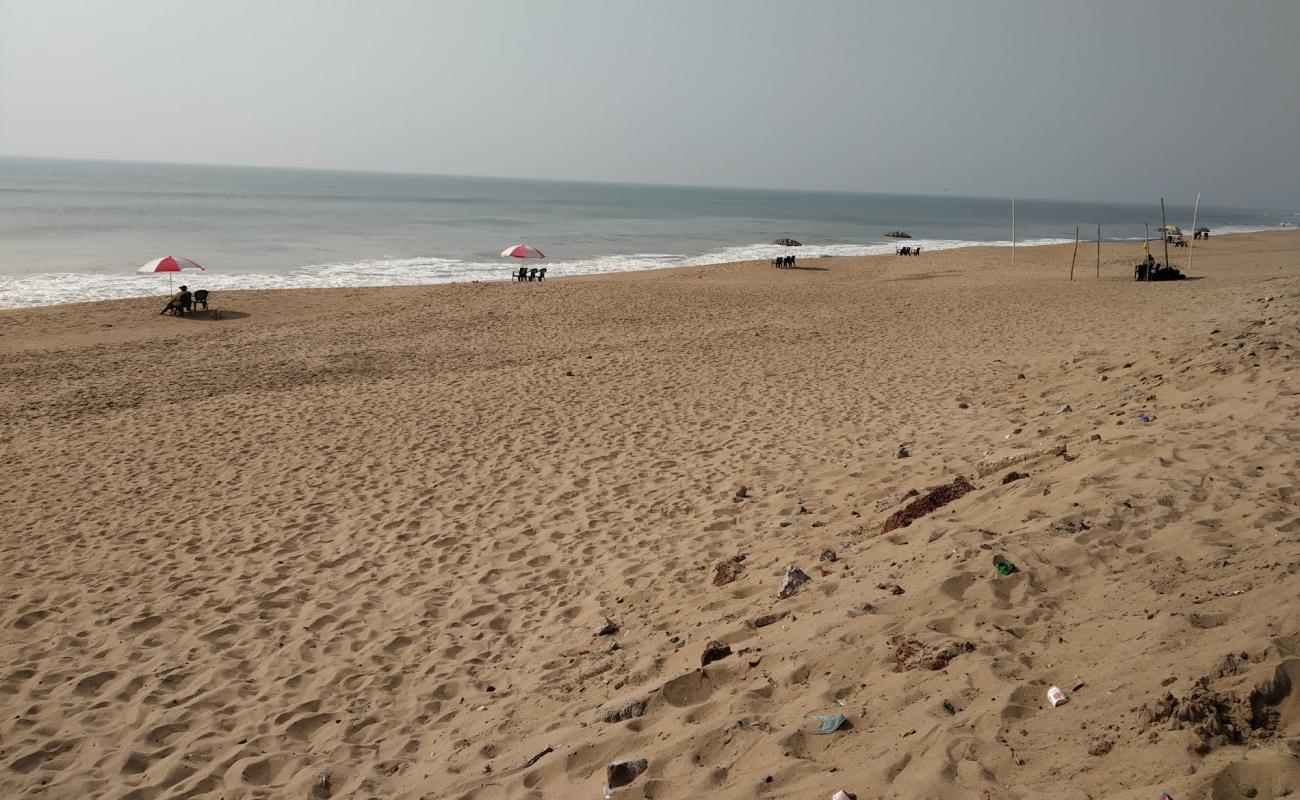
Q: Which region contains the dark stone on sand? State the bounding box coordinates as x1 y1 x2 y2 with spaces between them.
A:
595 616 619 636
712 560 739 586
607 758 648 788
881 476 975 533
700 640 732 667
751 610 789 628
1002 471 1028 484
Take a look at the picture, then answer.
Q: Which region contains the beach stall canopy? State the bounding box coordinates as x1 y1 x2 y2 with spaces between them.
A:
500 244 545 259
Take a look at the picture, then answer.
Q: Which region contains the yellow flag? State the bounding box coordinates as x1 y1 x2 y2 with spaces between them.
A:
1143 240 1150 253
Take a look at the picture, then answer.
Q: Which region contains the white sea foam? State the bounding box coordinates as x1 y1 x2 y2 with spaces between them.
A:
0 230 1287 310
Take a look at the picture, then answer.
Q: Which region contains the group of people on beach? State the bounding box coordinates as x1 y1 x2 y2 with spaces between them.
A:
159 286 210 316
1193 228 1211 241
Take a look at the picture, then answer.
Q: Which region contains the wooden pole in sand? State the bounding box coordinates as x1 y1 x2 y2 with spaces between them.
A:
1187 191 1201 275
1096 224 1101 279
1070 225 1079 280
1161 198 1172 274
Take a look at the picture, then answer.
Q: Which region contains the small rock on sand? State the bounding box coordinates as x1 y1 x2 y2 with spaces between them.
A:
778 566 811 598
607 757 648 788
596 697 648 724
595 616 619 636
1058 404 1073 414
751 610 789 628
700 640 732 667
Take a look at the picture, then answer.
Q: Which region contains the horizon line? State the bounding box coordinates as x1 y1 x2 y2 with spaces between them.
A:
0 152 1289 213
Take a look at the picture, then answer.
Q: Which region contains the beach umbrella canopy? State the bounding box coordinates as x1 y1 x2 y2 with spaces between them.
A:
137 256 206 290
137 256 206 274
500 244 545 259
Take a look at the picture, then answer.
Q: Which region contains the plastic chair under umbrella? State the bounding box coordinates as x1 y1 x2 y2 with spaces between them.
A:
137 256 206 290
501 244 545 281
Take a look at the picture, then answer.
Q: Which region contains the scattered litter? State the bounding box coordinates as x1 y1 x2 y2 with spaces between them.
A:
1048 686 1069 707
1072 678 1087 692
519 745 553 768
734 485 750 501
1047 518 1091 536
595 616 620 636
875 488 919 512
993 554 1018 575
700 640 732 667
882 476 975 533
1058 404 1073 414
832 791 858 800
777 566 811 598
942 700 956 715
812 713 848 734
975 444 1067 478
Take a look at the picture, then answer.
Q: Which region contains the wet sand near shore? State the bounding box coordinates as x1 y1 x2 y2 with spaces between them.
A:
3 231 1300 799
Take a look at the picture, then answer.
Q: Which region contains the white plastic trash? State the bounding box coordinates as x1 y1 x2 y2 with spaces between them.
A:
1047 686 1068 707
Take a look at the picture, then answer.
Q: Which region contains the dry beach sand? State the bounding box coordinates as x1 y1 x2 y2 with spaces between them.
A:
3 231 1300 800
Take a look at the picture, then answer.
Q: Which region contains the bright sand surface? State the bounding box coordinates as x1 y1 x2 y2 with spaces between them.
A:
3 231 1300 800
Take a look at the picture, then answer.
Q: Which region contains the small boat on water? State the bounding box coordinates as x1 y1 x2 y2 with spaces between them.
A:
885 230 912 239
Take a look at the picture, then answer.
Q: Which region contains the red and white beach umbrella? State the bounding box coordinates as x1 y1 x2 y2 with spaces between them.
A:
500 244 545 259
136 256 206 289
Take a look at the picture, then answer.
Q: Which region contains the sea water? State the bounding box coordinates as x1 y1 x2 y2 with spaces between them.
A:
0 156 1293 309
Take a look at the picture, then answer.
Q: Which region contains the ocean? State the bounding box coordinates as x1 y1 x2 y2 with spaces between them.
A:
1 156 1294 309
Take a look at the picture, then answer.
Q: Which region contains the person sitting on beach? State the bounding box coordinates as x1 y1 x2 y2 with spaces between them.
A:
160 285 192 316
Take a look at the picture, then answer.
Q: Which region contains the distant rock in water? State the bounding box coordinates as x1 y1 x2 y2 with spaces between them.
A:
773 238 802 246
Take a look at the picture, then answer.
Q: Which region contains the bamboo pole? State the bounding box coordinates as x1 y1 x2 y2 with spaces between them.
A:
1161 198 1171 277
1096 224 1101 279
1188 191 1201 274
1070 225 1079 280
1145 222 1150 281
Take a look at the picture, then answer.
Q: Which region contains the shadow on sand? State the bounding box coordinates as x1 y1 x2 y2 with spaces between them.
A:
162 310 250 322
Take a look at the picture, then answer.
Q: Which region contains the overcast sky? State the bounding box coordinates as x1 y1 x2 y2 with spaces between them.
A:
1 0 1297 208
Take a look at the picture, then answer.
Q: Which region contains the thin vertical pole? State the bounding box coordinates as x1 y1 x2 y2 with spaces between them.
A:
1188 191 1201 274
1161 198 1171 277
1011 195 1015 267
1070 225 1079 280
1096 224 1101 279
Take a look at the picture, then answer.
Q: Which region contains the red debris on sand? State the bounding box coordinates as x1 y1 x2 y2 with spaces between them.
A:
882 476 975 533
712 561 738 586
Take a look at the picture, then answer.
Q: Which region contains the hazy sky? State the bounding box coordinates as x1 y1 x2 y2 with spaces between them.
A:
2 1 1297 208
